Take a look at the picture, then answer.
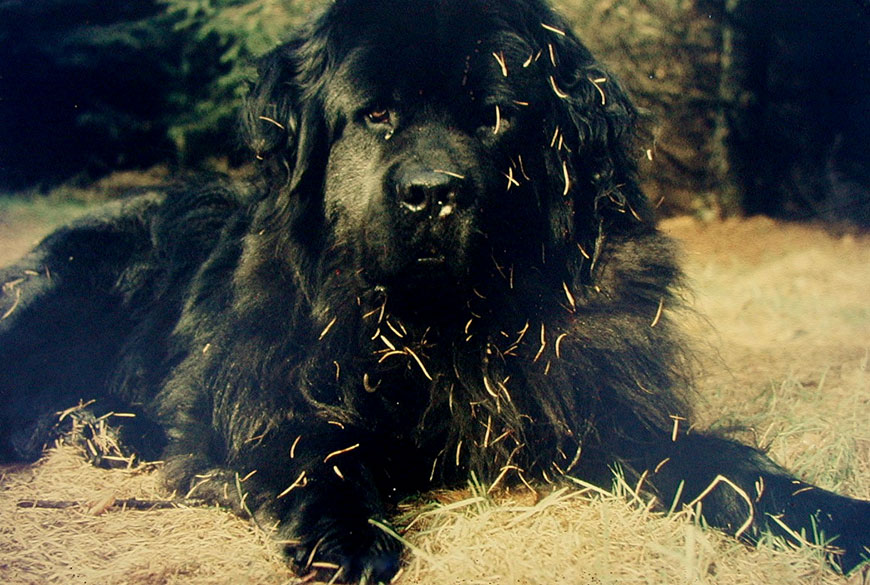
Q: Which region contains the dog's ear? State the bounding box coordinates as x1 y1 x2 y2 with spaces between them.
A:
241 38 326 194
533 16 653 252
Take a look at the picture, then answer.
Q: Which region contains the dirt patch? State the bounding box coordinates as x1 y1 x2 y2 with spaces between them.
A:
0 167 171 266
0 201 87 266
1 213 868 584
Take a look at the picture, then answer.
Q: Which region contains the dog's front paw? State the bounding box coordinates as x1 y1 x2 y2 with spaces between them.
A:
282 515 402 584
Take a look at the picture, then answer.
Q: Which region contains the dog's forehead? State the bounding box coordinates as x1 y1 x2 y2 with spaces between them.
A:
321 23 538 116
330 45 471 103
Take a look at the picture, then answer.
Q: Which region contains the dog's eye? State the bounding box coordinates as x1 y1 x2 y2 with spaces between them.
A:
365 107 392 126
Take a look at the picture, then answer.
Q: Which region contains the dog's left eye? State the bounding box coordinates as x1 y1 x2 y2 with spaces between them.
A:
365 107 392 126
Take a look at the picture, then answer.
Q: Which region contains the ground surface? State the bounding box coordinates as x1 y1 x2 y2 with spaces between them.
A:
1 202 868 584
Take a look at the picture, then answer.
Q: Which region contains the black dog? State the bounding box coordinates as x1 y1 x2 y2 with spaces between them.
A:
1 0 867 582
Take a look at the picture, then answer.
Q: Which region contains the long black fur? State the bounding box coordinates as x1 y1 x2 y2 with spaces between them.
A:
1 1 868 582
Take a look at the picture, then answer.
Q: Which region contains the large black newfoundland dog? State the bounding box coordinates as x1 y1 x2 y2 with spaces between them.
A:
1 0 868 582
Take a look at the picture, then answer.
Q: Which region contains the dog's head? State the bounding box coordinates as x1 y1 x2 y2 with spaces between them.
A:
243 0 651 308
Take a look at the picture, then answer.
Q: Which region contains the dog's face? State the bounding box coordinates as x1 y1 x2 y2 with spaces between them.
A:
320 19 549 295
244 0 648 307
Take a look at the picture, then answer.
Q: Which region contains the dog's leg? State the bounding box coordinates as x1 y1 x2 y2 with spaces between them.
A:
638 433 870 573
159 416 403 584
0 213 152 461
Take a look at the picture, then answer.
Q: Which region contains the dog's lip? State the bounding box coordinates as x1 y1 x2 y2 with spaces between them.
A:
415 255 447 266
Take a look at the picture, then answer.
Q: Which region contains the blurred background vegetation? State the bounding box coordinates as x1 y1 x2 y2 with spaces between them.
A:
0 0 867 224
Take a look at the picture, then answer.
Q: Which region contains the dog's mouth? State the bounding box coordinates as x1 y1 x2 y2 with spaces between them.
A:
414 252 447 267
361 222 478 301
376 247 466 304
408 239 453 269
407 254 451 279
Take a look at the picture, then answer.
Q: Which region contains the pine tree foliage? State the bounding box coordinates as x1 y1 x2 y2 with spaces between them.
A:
0 0 321 188
0 0 177 187
160 0 320 161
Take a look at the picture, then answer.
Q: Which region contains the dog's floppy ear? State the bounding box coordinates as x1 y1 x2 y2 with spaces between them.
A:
241 38 326 194
533 16 653 249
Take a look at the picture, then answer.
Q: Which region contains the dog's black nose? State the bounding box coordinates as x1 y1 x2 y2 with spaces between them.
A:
396 169 464 215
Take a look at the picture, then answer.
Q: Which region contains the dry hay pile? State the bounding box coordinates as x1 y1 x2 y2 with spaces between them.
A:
2 447 862 585
400 482 858 585
0 445 293 585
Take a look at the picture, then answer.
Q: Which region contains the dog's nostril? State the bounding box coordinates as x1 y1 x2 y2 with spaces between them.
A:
435 189 457 207
402 184 429 212
398 170 464 214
